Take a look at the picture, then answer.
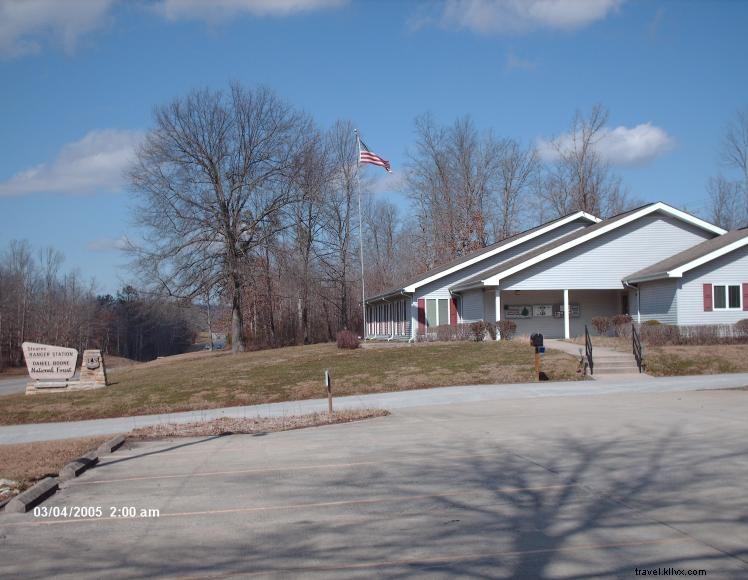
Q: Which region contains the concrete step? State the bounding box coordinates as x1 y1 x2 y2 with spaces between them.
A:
594 353 636 361
593 366 642 375
594 360 638 368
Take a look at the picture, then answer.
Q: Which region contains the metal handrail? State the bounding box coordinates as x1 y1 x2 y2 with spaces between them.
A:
632 323 643 373
585 324 593 375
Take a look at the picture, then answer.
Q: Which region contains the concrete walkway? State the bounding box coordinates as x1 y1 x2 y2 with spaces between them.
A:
545 338 627 360
1 372 747 444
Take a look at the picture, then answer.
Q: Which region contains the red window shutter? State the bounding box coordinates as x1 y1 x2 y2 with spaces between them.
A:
450 297 458 327
417 298 426 334
703 284 713 312
743 284 748 311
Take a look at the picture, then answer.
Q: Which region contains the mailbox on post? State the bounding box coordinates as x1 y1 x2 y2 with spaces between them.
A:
530 333 544 351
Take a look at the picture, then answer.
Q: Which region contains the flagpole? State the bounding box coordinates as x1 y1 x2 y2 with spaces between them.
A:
354 129 366 340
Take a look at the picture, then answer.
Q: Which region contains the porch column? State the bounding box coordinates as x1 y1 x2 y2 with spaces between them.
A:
410 300 418 340
495 290 501 340
636 289 641 323
563 289 570 340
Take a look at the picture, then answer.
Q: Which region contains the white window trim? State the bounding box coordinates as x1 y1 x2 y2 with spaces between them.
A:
712 283 743 311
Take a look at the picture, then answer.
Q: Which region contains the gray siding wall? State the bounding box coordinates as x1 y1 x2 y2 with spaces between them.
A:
483 288 496 322
677 244 748 325
501 290 621 339
461 289 484 323
502 214 714 290
413 219 589 305
638 279 678 324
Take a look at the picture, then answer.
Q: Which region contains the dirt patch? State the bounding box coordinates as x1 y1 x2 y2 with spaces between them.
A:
0 436 108 499
129 409 390 439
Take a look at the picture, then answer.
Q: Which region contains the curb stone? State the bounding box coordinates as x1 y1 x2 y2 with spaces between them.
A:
60 450 99 481
5 477 58 513
2 434 128 515
97 434 126 455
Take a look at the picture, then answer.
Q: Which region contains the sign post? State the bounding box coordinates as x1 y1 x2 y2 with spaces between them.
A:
324 369 333 418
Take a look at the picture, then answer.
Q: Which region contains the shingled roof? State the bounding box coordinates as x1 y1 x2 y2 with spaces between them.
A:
624 227 748 283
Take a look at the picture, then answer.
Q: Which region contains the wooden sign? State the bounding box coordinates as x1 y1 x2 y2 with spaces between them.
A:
21 342 78 380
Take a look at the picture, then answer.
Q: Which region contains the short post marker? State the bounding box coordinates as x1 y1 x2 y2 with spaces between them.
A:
325 369 333 418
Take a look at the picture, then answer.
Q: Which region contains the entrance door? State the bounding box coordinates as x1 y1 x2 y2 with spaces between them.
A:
621 294 629 315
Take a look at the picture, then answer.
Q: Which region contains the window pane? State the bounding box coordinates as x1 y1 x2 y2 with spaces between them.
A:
426 299 437 327
729 285 741 308
714 286 727 309
438 299 449 326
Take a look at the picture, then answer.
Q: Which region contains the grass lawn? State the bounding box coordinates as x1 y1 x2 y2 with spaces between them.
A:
0 341 580 425
573 336 748 376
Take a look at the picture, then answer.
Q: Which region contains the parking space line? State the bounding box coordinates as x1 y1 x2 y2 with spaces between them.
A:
78 450 514 485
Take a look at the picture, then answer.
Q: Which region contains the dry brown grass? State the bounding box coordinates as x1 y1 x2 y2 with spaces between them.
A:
129 409 389 439
644 345 748 376
0 341 580 426
0 436 108 499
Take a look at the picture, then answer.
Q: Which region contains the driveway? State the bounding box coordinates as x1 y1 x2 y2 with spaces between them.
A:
0 376 26 396
1 389 747 578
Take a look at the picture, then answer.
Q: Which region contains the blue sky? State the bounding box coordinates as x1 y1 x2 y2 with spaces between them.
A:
1 0 746 293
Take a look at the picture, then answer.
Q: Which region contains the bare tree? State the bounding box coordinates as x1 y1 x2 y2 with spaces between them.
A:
494 139 539 239
722 107 748 202
128 84 308 353
707 176 743 230
541 104 633 218
318 120 358 330
405 114 504 267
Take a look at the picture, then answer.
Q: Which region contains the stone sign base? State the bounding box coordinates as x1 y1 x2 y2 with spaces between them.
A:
26 380 108 395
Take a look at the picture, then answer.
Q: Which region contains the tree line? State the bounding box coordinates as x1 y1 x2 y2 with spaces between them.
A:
0 240 198 369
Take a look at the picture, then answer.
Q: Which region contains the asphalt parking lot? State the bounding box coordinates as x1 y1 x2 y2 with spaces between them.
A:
1 388 747 578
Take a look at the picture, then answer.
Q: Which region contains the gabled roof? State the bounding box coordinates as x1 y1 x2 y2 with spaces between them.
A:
365 210 599 302
450 202 726 291
624 227 748 283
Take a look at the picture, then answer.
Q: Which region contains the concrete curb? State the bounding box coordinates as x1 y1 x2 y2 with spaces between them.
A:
97 434 125 455
3 435 129 515
5 477 59 513
59 450 99 481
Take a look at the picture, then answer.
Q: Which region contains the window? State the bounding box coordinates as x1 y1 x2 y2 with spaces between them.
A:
426 299 437 327
713 285 741 310
425 298 450 327
438 299 449 327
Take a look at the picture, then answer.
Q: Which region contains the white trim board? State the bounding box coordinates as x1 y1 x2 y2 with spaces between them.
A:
402 211 600 293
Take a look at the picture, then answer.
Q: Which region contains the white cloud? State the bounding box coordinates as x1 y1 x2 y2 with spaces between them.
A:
0 129 144 197
537 122 675 166
87 236 130 252
369 171 404 195
505 49 536 71
156 0 347 21
441 0 623 35
0 0 114 59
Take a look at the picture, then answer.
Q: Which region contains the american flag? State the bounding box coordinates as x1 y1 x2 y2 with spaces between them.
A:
358 138 392 173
